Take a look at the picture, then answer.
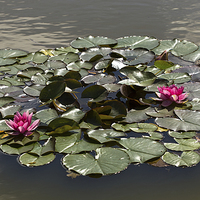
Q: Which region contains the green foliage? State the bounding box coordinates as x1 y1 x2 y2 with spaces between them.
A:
1 35 200 177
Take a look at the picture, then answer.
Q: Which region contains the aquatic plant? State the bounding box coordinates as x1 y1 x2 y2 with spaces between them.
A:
155 85 188 107
0 35 200 177
5 111 40 136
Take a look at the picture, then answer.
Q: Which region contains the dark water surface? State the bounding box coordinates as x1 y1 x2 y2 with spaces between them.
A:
1 0 200 199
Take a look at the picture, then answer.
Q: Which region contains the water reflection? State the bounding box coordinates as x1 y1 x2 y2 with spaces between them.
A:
1 0 200 51
159 0 200 45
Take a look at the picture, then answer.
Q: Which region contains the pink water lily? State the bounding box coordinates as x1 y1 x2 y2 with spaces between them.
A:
5 111 40 136
156 84 188 107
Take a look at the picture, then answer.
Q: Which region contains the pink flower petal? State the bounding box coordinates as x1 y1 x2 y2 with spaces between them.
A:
5 120 15 130
178 93 188 101
18 126 26 133
161 100 173 107
170 94 178 102
16 112 22 121
8 131 21 135
22 110 29 121
22 122 29 131
27 112 33 125
163 90 171 97
23 131 34 136
27 119 40 131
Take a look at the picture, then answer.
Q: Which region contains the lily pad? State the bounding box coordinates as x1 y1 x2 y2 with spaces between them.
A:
62 147 130 176
162 151 200 167
164 138 200 151
118 137 166 163
155 109 200 131
87 129 126 143
119 66 156 87
71 36 117 49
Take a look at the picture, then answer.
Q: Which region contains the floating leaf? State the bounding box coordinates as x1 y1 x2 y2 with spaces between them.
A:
154 60 174 70
55 133 80 153
34 109 58 125
152 39 179 55
119 66 156 87
0 143 34 155
111 123 137 132
62 147 130 176
0 105 21 118
0 97 15 107
19 139 55 167
67 61 93 71
143 132 163 140
130 123 158 133
39 81 66 102
61 107 85 123
115 36 153 49
49 52 79 64
118 137 166 163
162 151 200 167
80 48 111 62
0 49 27 58
47 118 79 135
164 138 200 151
158 72 191 84
123 107 154 123
81 85 107 100
71 36 117 49
23 86 41 97
168 131 196 139
155 109 200 131
171 40 198 57
19 52 48 64
87 129 126 143
55 133 102 154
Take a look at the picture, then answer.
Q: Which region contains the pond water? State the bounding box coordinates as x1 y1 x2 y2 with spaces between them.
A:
1 0 200 199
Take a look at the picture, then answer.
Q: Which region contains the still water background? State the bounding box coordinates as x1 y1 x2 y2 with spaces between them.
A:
0 0 200 199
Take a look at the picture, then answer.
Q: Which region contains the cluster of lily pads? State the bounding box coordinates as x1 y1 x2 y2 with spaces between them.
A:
1 35 200 177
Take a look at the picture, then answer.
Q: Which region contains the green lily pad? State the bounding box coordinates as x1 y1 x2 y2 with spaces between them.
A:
19 52 48 64
171 40 198 57
0 143 35 155
155 109 200 131
62 147 130 176
168 131 196 139
34 109 58 125
49 52 79 65
158 72 191 84
80 48 111 62
154 60 174 70
152 39 179 55
164 138 200 151
162 151 200 167
71 35 117 49
87 129 126 143
118 137 166 163
123 107 154 123
0 105 21 118
81 85 107 100
67 61 93 71
0 97 15 107
39 81 66 102
61 107 85 123
19 139 55 167
119 66 156 87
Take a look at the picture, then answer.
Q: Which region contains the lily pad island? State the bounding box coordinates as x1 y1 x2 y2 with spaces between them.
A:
1 35 200 177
